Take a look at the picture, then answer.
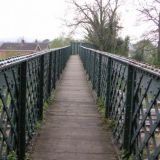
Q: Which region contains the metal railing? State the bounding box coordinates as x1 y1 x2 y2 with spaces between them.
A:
0 46 71 159
79 46 160 159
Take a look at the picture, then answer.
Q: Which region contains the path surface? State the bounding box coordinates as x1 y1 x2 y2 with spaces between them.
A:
31 55 117 160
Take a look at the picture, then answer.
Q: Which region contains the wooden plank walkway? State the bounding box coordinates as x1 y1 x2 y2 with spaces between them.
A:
31 55 118 160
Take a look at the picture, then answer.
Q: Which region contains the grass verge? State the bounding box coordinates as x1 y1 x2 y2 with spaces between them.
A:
96 97 115 130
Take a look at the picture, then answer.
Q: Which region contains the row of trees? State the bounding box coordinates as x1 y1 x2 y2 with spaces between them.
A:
68 0 129 56
50 36 73 48
130 39 157 64
132 0 160 65
68 0 160 65
50 0 159 66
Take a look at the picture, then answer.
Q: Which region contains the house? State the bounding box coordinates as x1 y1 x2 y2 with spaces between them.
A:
0 40 50 57
39 43 50 50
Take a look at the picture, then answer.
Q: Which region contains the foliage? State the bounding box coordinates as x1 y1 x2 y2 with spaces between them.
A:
96 97 105 116
131 39 157 64
120 150 132 160
7 151 17 160
43 101 49 112
50 36 73 48
96 97 115 129
115 36 130 57
69 0 130 56
153 58 160 66
137 0 160 62
35 121 42 131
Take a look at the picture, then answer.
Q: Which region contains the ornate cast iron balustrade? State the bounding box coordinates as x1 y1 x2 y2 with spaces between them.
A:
79 46 160 160
0 46 71 160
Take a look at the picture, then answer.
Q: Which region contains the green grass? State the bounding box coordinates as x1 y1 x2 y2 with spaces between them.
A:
119 149 133 160
96 97 105 116
7 151 17 160
96 97 115 129
43 90 55 113
34 121 42 131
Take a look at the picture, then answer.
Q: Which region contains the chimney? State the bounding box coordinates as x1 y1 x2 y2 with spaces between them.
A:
35 39 38 43
21 39 25 44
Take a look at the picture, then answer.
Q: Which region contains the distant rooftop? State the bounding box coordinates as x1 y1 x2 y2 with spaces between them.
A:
0 40 50 51
39 43 49 50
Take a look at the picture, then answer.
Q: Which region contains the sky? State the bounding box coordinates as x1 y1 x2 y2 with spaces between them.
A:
0 0 154 43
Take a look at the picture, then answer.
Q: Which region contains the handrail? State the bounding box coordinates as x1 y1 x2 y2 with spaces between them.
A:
0 45 71 159
79 45 160 160
0 46 70 70
81 46 160 77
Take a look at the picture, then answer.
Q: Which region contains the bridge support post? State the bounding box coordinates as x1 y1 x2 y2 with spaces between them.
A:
57 50 60 80
97 54 102 97
84 49 87 72
39 55 44 120
53 52 57 89
48 52 53 96
59 50 62 75
18 61 27 160
92 53 96 90
85 50 88 74
105 57 112 117
123 65 135 156
88 50 91 80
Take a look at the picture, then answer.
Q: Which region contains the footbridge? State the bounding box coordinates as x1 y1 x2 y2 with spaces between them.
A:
0 42 159 160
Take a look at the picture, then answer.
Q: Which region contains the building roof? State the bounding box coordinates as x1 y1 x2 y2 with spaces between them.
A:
39 43 50 50
0 42 39 51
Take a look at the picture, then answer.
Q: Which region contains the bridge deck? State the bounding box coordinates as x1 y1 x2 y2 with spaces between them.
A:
31 55 117 160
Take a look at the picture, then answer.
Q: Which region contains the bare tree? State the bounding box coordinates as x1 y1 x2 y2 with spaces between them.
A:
138 0 160 62
68 0 122 52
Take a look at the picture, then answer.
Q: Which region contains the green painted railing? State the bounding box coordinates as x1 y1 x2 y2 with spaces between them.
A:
71 41 97 55
0 46 71 159
79 45 160 160
1 41 160 160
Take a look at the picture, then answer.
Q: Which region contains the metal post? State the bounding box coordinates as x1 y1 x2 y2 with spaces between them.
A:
71 42 73 55
60 50 63 73
39 55 44 120
53 52 57 89
97 54 102 97
18 61 27 160
88 51 91 80
105 57 112 117
57 50 60 79
123 65 135 155
92 53 96 89
48 52 52 96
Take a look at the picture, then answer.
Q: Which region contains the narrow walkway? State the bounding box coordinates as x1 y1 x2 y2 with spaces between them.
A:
31 55 117 160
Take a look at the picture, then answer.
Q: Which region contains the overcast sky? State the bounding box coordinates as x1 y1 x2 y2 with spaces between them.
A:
0 0 153 43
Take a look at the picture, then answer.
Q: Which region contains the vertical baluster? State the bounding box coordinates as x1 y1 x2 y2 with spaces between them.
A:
39 55 44 120
60 49 63 73
53 51 57 89
48 52 52 96
92 53 96 90
18 61 27 160
57 50 60 79
105 57 112 117
97 54 102 97
123 65 135 156
88 50 91 80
